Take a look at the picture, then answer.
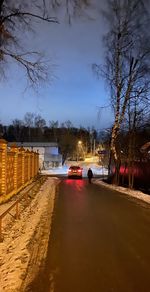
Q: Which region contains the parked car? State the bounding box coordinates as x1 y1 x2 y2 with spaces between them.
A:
68 166 83 179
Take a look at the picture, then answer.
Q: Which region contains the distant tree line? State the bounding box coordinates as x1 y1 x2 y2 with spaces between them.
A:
0 112 98 164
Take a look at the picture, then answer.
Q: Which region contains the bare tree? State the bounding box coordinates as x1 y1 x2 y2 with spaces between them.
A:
50 0 90 23
94 0 150 184
12 118 23 141
49 120 59 141
49 120 59 128
24 112 35 140
34 114 46 128
124 88 149 187
0 1 59 87
0 0 89 87
24 112 34 127
64 120 73 129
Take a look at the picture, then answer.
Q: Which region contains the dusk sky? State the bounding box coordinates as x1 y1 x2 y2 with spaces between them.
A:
0 1 113 130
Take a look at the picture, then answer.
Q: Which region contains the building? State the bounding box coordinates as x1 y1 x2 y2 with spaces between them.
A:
8 142 62 170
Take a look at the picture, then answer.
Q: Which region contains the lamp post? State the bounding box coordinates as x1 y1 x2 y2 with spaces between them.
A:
77 140 82 162
77 140 85 162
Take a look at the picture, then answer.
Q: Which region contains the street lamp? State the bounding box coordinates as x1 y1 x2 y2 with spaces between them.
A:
77 141 82 162
77 140 85 161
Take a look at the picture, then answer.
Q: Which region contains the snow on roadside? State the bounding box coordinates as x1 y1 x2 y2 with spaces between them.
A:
94 179 150 204
41 162 108 177
0 177 60 292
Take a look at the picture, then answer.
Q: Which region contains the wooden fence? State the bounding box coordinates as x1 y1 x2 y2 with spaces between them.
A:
0 139 39 202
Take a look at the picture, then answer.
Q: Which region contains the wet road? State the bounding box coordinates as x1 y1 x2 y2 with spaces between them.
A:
29 179 150 292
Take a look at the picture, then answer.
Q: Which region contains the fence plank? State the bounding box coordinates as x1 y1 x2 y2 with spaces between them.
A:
0 139 39 202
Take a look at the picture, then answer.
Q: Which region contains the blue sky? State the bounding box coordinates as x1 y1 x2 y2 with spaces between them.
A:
0 2 113 130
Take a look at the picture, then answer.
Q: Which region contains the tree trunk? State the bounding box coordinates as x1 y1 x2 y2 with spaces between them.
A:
114 160 121 185
108 149 112 177
131 161 135 189
110 124 121 185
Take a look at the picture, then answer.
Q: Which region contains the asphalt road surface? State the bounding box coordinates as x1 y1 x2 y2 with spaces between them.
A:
27 178 150 292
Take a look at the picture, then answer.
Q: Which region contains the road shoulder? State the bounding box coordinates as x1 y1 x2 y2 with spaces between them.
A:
0 177 60 292
94 179 150 205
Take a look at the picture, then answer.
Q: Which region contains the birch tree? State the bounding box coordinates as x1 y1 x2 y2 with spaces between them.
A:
95 0 150 184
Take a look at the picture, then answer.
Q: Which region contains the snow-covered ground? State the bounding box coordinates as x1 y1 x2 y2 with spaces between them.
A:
41 156 108 177
0 177 60 292
94 179 150 205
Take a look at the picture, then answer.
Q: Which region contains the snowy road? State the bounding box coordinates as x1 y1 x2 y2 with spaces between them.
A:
26 178 150 292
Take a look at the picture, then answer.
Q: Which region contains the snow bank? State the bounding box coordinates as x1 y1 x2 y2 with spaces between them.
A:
94 179 150 204
0 177 59 292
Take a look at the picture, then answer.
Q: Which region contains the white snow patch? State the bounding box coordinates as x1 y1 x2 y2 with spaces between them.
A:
0 177 59 292
41 157 108 177
94 179 150 204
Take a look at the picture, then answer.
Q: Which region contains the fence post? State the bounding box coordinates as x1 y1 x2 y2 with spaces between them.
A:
11 144 18 193
27 150 31 181
0 139 7 196
20 147 25 186
33 152 36 176
36 150 39 175
0 217 2 242
32 151 34 178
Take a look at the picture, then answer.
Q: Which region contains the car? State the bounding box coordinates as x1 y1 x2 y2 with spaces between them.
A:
68 166 83 179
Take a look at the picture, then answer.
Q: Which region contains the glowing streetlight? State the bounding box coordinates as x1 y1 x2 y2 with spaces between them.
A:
77 140 85 161
77 141 82 162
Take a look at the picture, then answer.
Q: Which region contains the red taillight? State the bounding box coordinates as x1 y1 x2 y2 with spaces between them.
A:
68 169 71 172
78 169 82 173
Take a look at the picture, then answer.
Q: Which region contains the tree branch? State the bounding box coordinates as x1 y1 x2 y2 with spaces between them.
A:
1 11 58 25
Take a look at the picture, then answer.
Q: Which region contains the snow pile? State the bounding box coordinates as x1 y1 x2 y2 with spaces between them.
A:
42 164 68 175
94 179 150 204
0 177 59 292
